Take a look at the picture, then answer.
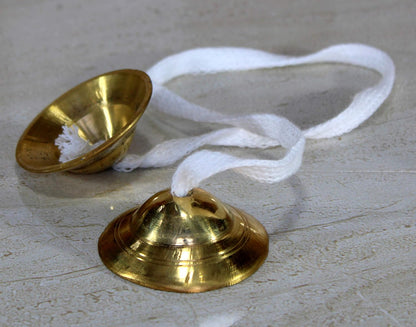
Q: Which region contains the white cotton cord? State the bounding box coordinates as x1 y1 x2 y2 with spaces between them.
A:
54 43 395 198
114 112 305 196
172 138 305 197
147 43 395 140
55 125 104 162
113 127 280 171
143 43 395 196
147 47 291 84
170 116 304 196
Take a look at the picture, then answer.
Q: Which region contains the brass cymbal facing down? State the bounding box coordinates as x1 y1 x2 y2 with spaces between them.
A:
98 188 269 293
16 69 152 173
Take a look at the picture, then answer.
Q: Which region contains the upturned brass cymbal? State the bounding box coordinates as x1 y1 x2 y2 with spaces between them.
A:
98 188 269 293
16 69 152 173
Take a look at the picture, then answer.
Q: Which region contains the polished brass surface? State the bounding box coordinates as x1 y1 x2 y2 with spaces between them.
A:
98 188 269 293
16 70 152 173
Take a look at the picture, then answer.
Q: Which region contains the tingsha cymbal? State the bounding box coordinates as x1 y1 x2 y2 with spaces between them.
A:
16 69 152 174
98 188 269 293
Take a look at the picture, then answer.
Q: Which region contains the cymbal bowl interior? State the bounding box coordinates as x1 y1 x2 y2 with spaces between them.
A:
16 69 152 173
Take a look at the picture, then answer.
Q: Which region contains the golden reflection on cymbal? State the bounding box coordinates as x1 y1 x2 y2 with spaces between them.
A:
98 188 269 293
16 69 152 173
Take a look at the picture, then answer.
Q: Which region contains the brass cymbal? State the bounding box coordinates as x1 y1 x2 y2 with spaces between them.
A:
16 69 152 173
98 188 269 293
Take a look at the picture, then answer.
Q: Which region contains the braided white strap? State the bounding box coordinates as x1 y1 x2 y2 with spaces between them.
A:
56 44 395 197
115 44 395 196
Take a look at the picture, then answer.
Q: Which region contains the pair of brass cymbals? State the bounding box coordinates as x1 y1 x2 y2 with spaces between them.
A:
15 70 269 293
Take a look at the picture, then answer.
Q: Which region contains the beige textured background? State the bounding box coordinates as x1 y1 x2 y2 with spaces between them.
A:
1 0 415 326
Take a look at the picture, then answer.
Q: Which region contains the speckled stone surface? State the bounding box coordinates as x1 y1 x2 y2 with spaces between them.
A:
1 1 415 326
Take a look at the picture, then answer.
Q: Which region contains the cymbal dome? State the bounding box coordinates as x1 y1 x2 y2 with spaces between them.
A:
98 188 269 293
130 189 234 246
